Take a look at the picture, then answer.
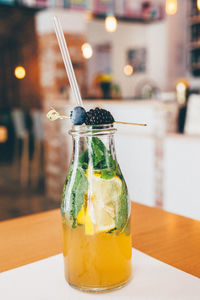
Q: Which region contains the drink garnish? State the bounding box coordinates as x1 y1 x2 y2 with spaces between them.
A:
85 107 115 125
47 107 147 126
61 136 129 234
70 106 87 125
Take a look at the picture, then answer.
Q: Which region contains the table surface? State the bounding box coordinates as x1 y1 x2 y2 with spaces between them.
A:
0 202 200 278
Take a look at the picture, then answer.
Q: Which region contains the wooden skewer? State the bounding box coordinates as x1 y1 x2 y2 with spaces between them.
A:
115 121 147 126
47 109 147 126
49 107 70 119
59 115 70 119
47 109 70 121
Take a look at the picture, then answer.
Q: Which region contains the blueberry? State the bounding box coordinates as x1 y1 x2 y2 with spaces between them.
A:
70 106 86 125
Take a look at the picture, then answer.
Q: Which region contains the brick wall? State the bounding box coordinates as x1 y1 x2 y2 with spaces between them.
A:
37 32 87 102
43 114 69 201
38 31 86 200
0 9 41 109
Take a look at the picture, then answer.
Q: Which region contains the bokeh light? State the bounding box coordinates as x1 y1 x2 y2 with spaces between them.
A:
123 65 133 76
14 66 26 79
81 43 93 59
176 81 187 105
197 0 200 11
105 16 117 33
85 11 93 21
165 0 177 15
0 126 8 143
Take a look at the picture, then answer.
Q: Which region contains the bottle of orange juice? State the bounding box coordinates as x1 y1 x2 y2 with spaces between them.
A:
61 123 132 292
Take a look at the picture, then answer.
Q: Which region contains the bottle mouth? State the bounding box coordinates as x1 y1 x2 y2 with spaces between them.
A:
69 123 117 137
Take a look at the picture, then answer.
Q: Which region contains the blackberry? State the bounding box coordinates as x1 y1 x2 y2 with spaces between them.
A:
85 107 115 125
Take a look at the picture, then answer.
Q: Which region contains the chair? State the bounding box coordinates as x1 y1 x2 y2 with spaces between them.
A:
30 110 44 188
11 110 29 187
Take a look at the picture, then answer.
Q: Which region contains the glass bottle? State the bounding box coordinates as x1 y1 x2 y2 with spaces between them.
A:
61 124 132 292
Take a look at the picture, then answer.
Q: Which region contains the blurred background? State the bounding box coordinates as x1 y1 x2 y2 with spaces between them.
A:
0 0 200 221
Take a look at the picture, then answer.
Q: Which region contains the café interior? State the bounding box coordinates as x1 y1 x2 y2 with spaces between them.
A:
0 0 200 223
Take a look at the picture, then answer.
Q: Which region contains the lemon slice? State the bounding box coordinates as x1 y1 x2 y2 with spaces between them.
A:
76 205 85 225
85 202 95 235
85 172 122 234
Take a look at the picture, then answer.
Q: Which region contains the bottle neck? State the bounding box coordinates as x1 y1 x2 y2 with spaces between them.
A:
71 134 117 170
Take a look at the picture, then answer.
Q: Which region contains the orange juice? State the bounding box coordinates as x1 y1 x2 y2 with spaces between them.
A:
62 218 132 291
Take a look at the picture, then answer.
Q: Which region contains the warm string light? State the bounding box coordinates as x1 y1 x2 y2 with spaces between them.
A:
197 0 200 11
165 0 177 15
14 66 26 79
105 15 117 33
81 43 93 59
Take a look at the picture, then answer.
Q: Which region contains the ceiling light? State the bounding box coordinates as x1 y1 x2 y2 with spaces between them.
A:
105 15 117 33
197 0 200 11
165 0 177 15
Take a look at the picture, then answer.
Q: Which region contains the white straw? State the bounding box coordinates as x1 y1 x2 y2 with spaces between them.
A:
53 16 83 107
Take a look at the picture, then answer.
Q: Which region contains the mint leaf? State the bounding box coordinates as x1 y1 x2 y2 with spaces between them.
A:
115 179 129 231
79 149 88 168
90 137 115 169
61 164 73 216
62 166 88 227
101 169 115 179
73 167 88 216
62 137 129 232
91 137 105 167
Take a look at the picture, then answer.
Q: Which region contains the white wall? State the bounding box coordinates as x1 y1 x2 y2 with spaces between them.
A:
86 0 192 96
165 0 188 90
164 135 200 220
86 19 168 98
36 6 190 97
36 9 86 34
147 21 167 91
